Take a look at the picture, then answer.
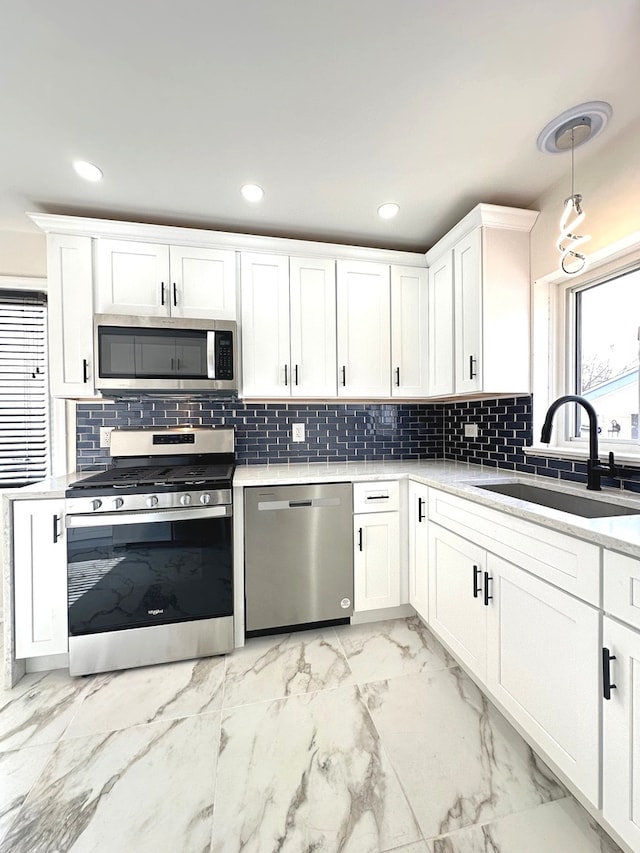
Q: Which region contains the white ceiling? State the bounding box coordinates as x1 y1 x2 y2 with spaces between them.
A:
2 0 640 252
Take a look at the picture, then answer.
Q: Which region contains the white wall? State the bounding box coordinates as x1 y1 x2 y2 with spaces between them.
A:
530 115 640 281
0 231 46 278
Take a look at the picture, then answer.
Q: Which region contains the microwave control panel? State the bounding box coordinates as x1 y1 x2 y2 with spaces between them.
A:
215 331 234 379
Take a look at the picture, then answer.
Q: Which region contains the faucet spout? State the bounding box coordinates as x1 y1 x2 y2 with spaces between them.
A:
540 395 616 491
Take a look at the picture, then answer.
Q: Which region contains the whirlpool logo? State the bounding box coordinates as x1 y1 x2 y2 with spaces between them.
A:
147 608 164 616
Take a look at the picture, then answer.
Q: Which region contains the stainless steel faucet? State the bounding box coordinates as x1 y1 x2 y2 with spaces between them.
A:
540 395 617 491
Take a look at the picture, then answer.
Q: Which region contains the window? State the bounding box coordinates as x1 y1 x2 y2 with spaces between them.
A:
574 268 640 444
0 289 49 486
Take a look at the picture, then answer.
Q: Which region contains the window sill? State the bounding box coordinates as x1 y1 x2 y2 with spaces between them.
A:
525 444 640 468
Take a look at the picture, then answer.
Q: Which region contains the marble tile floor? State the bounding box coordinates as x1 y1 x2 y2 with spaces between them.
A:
0 617 624 853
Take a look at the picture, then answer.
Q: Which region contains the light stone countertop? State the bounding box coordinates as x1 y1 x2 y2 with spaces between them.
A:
5 459 640 555
234 459 640 557
5 458 640 689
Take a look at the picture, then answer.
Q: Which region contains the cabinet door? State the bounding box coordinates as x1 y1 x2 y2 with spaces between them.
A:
603 616 640 851
289 257 337 397
408 481 429 621
96 239 170 316
336 261 390 397
391 265 429 397
47 234 95 396
428 523 487 679
240 253 291 396
169 246 236 320
13 499 68 658
354 512 400 611
427 252 454 396
454 228 482 394
487 554 600 805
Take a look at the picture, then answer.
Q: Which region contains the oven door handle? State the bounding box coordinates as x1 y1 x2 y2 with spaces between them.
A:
66 505 232 528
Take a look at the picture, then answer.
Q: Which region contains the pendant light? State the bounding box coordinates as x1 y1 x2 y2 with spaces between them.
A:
556 119 590 275
536 101 612 276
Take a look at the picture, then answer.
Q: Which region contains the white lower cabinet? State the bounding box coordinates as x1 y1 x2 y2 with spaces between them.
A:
354 512 401 611
408 481 429 621
486 553 600 806
602 549 640 848
353 481 401 612
13 499 68 658
426 517 600 806
603 615 640 850
428 523 487 679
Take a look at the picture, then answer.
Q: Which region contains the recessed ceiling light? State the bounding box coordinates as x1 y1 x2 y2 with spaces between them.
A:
241 184 264 203
73 160 103 182
377 202 399 220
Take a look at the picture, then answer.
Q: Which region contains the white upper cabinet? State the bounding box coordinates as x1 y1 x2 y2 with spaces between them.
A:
427 204 539 397
391 265 429 397
96 239 236 319
240 253 337 398
336 260 391 397
168 246 236 319
427 252 454 396
47 234 95 397
453 228 482 394
240 253 291 396
289 257 337 397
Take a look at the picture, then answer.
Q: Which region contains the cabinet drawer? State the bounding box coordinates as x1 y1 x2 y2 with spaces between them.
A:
428 489 600 605
353 480 399 513
604 549 640 630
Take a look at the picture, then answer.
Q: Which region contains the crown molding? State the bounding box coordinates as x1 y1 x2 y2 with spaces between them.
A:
26 213 427 267
425 203 539 263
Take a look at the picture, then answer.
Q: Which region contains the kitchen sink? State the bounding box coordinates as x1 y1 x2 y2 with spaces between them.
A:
474 482 640 519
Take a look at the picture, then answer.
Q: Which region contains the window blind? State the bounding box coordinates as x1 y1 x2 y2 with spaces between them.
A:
0 290 49 487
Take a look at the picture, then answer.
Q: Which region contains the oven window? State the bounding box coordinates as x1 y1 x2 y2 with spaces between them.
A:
67 515 232 636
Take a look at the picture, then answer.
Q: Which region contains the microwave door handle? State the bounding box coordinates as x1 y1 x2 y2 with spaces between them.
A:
207 331 217 378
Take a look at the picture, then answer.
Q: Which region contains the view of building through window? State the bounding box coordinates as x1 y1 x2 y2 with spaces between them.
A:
576 267 640 441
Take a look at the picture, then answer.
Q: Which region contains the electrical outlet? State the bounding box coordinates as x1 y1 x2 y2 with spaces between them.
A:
292 423 305 443
100 427 113 448
464 423 478 439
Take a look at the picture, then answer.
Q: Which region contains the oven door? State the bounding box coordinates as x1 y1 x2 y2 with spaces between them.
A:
66 505 232 637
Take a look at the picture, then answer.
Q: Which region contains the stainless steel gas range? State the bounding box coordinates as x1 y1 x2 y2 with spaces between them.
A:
65 426 235 676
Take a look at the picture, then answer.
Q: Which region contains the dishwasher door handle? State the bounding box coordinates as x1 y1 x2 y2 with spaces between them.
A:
257 497 342 511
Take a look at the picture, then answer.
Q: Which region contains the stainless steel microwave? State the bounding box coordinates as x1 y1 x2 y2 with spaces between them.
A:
94 314 238 395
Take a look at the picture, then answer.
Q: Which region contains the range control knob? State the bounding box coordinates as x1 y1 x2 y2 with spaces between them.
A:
91 499 102 511
112 497 124 510
180 494 192 506
200 493 211 505
146 495 159 508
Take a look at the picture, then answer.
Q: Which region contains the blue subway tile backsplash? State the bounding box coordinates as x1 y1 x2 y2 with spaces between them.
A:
75 399 444 470
74 393 640 492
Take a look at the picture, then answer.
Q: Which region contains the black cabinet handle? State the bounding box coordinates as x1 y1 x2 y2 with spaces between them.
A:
418 497 425 522
161 282 166 305
395 366 400 386
82 358 89 384
473 565 482 598
341 365 346 386
294 364 299 386
52 514 61 544
483 571 493 605
358 527 363 551
284 364 288 386
469 355 477 380
172 283 177 307
603 647 617 700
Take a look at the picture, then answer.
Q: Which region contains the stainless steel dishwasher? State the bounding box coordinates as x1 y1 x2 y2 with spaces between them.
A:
244 483 353 634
